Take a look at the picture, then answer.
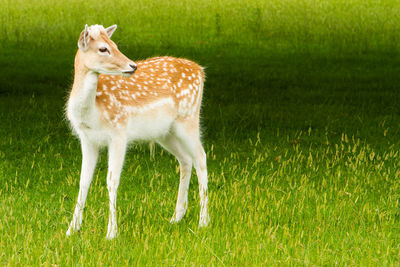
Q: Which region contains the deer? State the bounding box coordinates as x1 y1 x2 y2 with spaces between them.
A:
65 24 209 239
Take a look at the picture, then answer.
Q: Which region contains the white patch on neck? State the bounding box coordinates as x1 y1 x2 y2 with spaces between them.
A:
67 72 100 131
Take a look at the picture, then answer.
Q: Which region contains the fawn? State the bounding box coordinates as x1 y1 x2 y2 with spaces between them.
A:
66 24 209 239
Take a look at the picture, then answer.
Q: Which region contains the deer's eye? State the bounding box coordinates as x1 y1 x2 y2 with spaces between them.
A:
99 47 109 53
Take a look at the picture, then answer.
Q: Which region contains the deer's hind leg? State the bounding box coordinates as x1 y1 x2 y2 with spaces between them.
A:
157 133 193 223
167 120 210 227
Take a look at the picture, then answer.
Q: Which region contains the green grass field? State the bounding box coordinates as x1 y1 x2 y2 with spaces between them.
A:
1 0 400 265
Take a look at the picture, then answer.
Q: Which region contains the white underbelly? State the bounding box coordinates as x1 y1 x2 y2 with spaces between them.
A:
126 113 175 141
69 98 177 145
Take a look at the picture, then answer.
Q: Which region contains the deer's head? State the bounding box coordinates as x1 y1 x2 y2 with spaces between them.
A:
77 24 137 76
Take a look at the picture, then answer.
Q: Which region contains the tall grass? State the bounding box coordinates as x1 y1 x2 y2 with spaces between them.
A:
1 92 400 265
1 0 399 52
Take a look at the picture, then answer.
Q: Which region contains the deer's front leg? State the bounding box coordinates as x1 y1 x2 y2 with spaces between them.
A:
67 138 99 236
106 136 127 240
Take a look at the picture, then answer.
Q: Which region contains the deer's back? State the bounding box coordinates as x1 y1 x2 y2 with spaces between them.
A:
96 56 205 131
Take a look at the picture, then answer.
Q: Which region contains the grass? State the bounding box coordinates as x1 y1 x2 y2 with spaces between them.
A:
1 0 400 265
1 0 400 52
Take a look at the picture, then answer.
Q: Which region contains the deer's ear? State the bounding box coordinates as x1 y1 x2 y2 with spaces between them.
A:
78 24 90 51
105 24 117 38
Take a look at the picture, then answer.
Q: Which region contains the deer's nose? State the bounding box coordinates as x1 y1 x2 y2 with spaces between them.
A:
129 64 137 72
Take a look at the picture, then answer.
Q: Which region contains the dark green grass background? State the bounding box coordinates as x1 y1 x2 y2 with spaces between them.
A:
1 0 400 265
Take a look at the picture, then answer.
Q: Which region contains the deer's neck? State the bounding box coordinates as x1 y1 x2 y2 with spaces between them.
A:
67 54 100 126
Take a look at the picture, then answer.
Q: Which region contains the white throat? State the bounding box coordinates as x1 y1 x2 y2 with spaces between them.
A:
67 71 100 130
